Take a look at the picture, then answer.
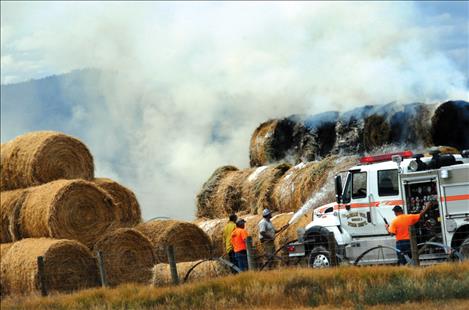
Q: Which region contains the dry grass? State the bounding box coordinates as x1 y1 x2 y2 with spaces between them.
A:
1 131 94 191
1 262 467 309
1 179 116 248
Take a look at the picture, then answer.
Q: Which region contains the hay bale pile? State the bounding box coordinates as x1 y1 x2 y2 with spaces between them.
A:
194 218 228 257
0 238 99 295
152 259 232 286
1 131 148 295
93 228 155 286
1 131 94 191
135 220 212 263
248 101 467 166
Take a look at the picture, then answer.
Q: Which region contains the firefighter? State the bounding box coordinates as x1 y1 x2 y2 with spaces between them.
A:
385 202 434 265
223 214 237 266
231 219 249 271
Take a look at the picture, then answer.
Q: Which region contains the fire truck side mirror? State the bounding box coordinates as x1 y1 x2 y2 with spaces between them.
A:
335 175 343 204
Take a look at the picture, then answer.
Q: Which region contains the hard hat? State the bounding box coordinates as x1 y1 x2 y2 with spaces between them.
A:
262 208 272 217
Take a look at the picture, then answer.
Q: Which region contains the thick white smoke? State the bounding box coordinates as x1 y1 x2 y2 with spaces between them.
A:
1 2 467 220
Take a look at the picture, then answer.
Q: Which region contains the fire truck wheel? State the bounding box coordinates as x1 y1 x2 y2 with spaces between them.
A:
308 246 331 268
460 237 469 260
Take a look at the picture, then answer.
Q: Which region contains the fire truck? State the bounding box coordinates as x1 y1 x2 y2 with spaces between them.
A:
287 149 469 267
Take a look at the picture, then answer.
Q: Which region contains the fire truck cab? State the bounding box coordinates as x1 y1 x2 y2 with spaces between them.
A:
288 149 469 267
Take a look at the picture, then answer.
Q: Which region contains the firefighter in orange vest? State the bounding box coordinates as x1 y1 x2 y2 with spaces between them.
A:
231 219 249 271
385 201 434 264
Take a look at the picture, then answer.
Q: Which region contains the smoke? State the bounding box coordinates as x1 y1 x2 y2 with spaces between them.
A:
1 2 468 220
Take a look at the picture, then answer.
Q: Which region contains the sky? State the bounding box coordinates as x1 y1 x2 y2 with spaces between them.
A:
1 1 468 221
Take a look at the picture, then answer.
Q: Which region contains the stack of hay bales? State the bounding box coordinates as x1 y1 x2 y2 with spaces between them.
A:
0 131 154 294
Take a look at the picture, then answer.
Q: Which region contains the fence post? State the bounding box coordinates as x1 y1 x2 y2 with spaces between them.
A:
327 232 338 266
96 251 108 287
409 226 419 266
245 236 257 271
166 245 179 285
37 256 48 296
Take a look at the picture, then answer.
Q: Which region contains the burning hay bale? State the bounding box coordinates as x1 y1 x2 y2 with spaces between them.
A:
210 168 257 217
363 114 391 151
0 238 99 295
93 228 155 286
302 111 339 159
249 118 311 167
196 165 239 219
431 100 469 151
194 218 228 257
0 179 116 247
241 163 291 215
390 102 434 147
151 259 232 286
1 131 94 191
0 190 27 243
94 178 142 227
135 220 212 263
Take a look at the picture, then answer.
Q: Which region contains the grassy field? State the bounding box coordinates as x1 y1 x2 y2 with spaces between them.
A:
2 262 468 309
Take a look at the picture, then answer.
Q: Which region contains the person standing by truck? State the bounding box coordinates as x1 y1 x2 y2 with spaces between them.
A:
223 214 237 266
231 219 249 271
385 202 434 264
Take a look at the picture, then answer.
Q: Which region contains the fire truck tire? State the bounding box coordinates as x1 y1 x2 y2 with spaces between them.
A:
460 237 469 260
308 246 332 268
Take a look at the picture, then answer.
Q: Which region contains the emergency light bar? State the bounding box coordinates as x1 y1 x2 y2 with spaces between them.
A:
359 151 413 164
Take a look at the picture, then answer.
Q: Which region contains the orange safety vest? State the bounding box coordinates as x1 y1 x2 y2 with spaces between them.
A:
388 213 421 241
231 227 248 253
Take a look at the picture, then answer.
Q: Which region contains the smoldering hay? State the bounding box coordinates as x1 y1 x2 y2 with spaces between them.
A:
0 131 94 191
93 228 155 286
248 101 467 167
0 238 99 295
0 179 116 247
135 219 212 263
94 178 142 227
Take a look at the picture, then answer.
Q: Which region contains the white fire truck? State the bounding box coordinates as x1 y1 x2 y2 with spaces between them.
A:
287 149 469 267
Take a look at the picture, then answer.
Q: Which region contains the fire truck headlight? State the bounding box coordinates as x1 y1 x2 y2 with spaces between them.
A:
446 219 457 232
409 160 419 172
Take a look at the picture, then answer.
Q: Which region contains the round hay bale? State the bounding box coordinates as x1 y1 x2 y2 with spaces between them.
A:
135 220 212 263
1 131 94 191
2 179 115 248
194 218 228 257
390 102 434 147
431 100 469 151
0 190 27 242
211 168 256 217
241 163 291 214
196 166 239 219
93 228 155 286
151 259 232 286
94 178 142 227
363 114 391 151
0 238 99 295
249 118 304 167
